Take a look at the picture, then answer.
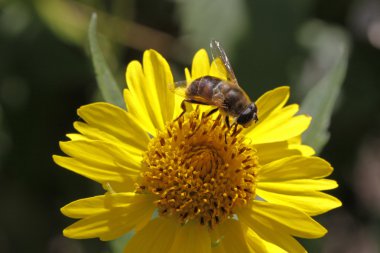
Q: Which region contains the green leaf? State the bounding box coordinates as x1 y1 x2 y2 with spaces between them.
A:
299 21 350 153
88 13 124 108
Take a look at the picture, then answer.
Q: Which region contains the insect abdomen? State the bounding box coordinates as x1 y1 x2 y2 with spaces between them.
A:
186 76 224 102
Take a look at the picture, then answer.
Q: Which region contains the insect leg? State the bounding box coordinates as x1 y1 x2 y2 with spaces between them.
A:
174 100 187 121
224 116 231 144
206 108 219 117
225 116 231 129
185 107 219 139
175 99 209 121
186 99 209 106
232 122 238 135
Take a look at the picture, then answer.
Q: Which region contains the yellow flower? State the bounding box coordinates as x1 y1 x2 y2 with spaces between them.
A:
53 49 341 252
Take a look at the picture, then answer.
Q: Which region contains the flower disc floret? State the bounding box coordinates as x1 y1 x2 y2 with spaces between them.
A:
139 108 259 228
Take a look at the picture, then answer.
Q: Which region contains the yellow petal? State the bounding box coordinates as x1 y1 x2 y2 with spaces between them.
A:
124 218 180 253
125 50 175 131
261 242 288 253
289 143 315 156
126 58 163 130
244 86 312 144
61 192 138 218
288 135 302 144
185 67 191 82
212 219 250 253
143 50 175 123
286 135 316 156
258 179 339 192
254 86 290 122
66 133 89 141
61 195 109 219
58 140 141 174
101 181 135 195
191 49 210 79
209 58 228 80
247 104 311 144
123 89 158 135
169 221 211 253
74 121 144 158
63 193 155 241
77 102 150 151
245 226 280 253
256 188 342 215
173 94 186 119
53 156 136 187
53 140 140 188
259 156 333 181
239 201 327 239
211 244 227 253
125 60 146 112
245 224 303 253
254 141 303 165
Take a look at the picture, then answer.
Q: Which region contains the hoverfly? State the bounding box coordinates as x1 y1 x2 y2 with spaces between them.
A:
173 40 258 130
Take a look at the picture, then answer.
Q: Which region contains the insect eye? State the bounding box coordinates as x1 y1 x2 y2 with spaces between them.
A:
237 107 254 126
236 104 258 127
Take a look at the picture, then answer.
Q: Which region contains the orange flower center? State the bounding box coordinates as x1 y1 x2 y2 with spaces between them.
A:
139 108 259 228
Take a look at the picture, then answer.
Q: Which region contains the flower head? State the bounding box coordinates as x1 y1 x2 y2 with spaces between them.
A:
54 48 341 252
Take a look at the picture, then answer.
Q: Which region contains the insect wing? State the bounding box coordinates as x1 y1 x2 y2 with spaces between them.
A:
210 40 238 85
167 80 188 98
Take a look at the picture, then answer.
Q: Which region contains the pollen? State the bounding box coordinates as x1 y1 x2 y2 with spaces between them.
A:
138 108 259 228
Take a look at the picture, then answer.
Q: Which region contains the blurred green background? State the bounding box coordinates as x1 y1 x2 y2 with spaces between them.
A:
1 0 380 252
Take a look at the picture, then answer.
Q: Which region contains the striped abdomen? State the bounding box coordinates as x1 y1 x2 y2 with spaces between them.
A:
186 75 251 117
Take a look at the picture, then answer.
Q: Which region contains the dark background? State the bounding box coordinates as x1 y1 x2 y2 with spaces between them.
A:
1 0 380 252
